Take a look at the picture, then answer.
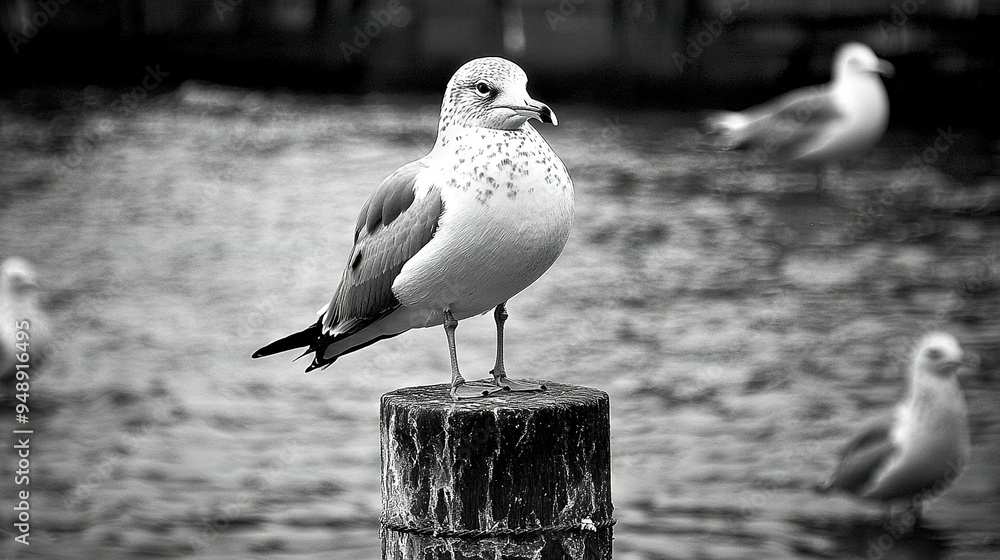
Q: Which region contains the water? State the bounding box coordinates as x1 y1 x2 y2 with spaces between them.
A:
1 89 998 559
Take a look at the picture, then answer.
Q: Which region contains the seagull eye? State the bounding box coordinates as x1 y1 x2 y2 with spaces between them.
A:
926 348 943 360
475 82 494 97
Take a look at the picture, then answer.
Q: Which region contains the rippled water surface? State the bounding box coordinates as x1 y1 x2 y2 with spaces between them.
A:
1 91 998 559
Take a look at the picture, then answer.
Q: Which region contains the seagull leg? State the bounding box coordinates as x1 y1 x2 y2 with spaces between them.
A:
911 501 923 527
489 302 546 393
491 303 509 379
446 309 493 400
881 502 892 524
814 166 826 198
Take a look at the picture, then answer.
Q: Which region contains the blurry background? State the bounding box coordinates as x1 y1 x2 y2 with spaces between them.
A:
2 0 1000 122
1 1 999 559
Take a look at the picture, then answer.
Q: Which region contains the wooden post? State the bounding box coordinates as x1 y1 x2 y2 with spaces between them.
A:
380 381 614 560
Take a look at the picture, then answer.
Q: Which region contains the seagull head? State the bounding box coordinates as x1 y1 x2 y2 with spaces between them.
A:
913 332 966 379
0 257 39 296
833 42 895 79
439 57 557 132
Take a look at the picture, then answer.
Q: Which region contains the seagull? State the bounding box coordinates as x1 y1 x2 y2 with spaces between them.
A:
0 258 48 387
818 332 971 519
252 57 574 400
702 42 893 187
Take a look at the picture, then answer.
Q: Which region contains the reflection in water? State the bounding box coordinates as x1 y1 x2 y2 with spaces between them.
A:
828 517 951 560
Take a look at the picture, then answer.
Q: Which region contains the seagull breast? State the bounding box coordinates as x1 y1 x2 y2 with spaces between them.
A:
392 125 574 323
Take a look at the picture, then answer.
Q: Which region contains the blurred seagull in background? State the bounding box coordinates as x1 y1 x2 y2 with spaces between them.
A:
253 57 574 400
703 42 893 189
818 332 971 519
1 257 48 389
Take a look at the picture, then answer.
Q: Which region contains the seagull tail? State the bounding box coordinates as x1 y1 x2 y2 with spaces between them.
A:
701 111 752 150
252 323 322 359
303 331 403 372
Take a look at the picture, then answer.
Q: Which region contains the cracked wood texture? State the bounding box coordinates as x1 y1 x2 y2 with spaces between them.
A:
381 381 613 560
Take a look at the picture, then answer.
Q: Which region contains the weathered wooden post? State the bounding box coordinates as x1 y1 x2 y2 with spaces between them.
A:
380 381 614 560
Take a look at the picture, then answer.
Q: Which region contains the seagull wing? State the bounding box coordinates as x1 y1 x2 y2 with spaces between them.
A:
251 160 442 367
702 85 843 158
819 418 897 494
740 85 845 159
323 160 441 337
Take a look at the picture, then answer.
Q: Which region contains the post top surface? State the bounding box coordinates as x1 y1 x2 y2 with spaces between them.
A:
382 380 608 411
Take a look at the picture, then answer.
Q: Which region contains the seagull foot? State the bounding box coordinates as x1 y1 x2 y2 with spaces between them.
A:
492 373 546 393
451 379 505 400
450 377 546 399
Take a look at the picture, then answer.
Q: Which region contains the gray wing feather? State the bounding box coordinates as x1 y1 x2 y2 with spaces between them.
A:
323 160 441 336
251 166 440 367
742 86 844 158
821 419 897 494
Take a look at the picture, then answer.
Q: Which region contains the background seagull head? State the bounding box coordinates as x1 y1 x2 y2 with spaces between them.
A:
439 57 556 132
0 257 39 297
912 332 966 381
833 42 895 80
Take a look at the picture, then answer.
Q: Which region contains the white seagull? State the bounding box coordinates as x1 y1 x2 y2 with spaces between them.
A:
703 42 893 184
0 258 48 386
818 332 971 518
253 57 574 399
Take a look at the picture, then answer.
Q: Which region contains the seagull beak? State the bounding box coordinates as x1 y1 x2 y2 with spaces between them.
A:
960 354 980 373
875 59 895 78
511 99 558 126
